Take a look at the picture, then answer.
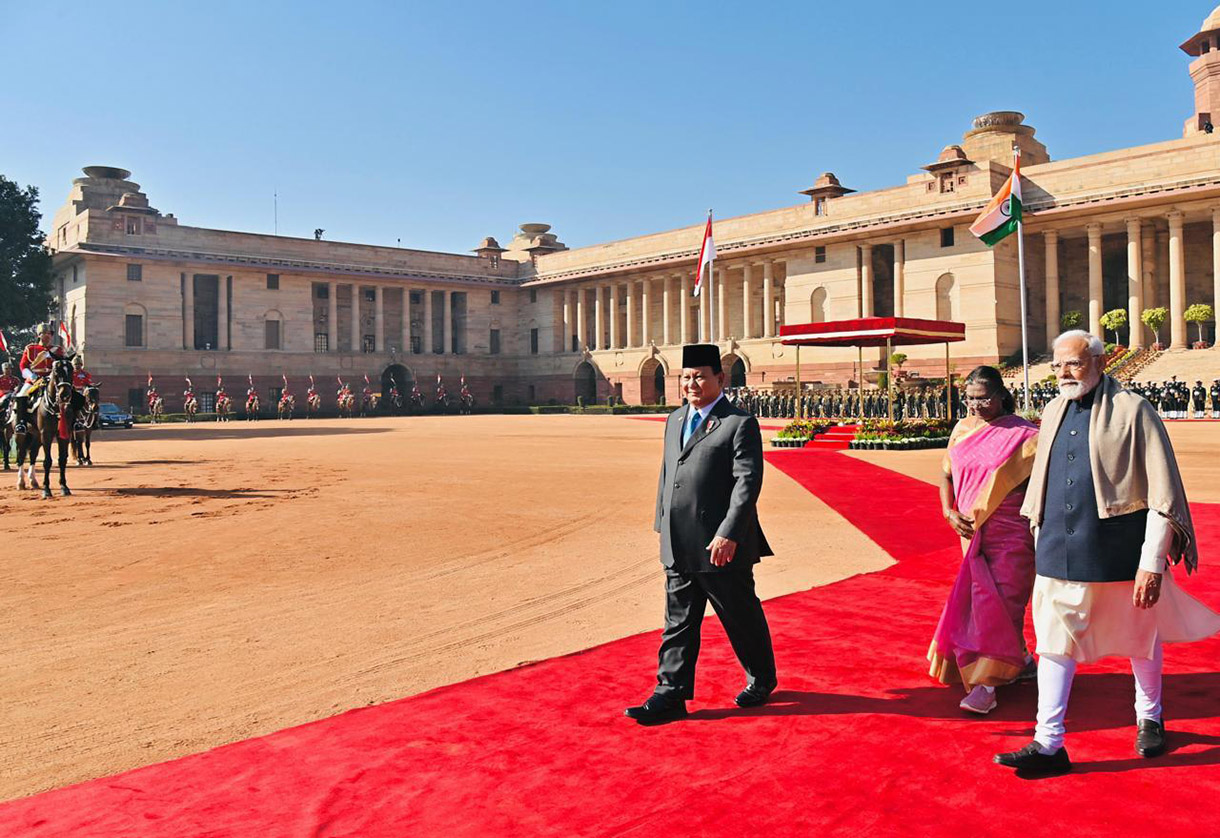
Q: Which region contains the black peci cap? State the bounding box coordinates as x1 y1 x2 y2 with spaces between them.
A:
682 344 722 373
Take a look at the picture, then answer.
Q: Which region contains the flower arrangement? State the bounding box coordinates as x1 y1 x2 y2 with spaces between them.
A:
851 418 954 450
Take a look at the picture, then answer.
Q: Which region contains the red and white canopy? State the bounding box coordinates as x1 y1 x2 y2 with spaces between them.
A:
779 317 965 348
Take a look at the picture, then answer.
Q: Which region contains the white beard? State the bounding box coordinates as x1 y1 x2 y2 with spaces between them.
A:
1058 376 1099 401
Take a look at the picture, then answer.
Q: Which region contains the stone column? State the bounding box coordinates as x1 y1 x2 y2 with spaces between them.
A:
1168 212 1187 349
662 275 672 346
1087 224 1104 339
762 262 775 338
400 290 411 356
681 275 691 344
609 283 620 348
561 288 571 353
641 278 651 346
892 239 905 318
860 244 874 317
1213 208 1220 345
1044 231 1060 350
350 285 361 352
1141 225 1157 313
742 264 754 339
218 276 229 351
626 281 637 347
328 281 338 352
445 290 455 354
1126 219 1144 349
594 285 604 350
374 286 385 353
1155 229 1169 314
183 272 194 349
407 290 417 356
575 288 585 351
717 267 728 341
422 288 432 354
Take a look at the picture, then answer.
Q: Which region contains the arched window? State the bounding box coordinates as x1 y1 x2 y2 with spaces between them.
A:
935 273 958 322
809 287 828 323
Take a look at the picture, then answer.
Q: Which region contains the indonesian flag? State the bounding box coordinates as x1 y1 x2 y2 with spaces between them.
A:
437 372 442 385
0 330 9 353
309 374 315 387
282 374 289 387
248 374 254 387
147 373 153 388
693 211 715 297
337 376 344 387
460 374 466 386
363 374 371 385
216 376 223 388
970 152 1023 247
58 321 73 349
185 377 193 388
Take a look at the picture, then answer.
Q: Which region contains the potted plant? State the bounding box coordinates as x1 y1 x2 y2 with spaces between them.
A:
1141 307 1167 351
1060 310 1084 331
1184 303 1214 349
1099 309 1128 347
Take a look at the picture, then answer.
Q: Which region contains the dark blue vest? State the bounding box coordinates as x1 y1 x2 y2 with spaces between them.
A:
1035 388 1147 582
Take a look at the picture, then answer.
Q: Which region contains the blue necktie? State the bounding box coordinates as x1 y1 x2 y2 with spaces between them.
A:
683 409 701 446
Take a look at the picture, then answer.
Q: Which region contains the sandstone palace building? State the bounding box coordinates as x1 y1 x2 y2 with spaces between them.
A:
46 9 1220 412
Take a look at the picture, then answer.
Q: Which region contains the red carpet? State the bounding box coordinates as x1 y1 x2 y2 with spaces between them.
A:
4 453 1220 836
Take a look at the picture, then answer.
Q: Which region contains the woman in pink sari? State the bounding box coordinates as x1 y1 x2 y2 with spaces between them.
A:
928 366 1039 714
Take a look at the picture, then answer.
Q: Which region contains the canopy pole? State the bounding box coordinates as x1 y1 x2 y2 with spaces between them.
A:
886 338 894 422
945 342 953 422
795 345 802 419
857 346 863 421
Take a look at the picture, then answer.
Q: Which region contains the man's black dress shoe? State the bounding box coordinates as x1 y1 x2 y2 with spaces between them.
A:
625 694 687 725
1136 718 1166 757
993 742 1072 775
734 681 776 708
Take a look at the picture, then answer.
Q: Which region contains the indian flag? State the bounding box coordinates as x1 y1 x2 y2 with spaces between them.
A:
969 154 1022 247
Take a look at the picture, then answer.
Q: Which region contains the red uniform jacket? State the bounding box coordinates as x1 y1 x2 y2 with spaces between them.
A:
19 342 63 378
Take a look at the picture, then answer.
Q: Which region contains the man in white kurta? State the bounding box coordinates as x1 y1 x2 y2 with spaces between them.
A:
993 331 1220 775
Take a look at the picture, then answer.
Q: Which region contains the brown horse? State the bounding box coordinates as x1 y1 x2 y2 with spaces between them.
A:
278 394 295 420
184 396 198 422
246 393 260 421
215 394 232 422
148 394 164 424
307 392 321 418
23 356 82 498
72 385 100 466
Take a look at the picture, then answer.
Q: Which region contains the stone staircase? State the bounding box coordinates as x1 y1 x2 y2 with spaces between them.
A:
804 424 859 451
1128 347 1220 384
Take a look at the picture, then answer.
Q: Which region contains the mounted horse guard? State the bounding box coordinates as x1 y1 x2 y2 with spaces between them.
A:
11 326 82 498
408 383 424 415
0 361 20 472
146 376 164 424
306 375 321 418
336 379 354 419
214 378 232 422
359 376 378 417
73 384 100 466
278 391 295 420
387 385 403 415
183 377 198 422
458 376 474 415
434 378 450 414
245 374 260 420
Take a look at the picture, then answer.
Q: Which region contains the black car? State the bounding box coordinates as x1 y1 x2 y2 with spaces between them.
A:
99 402 134 429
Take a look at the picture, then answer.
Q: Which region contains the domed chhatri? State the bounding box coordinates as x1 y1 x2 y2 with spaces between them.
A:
1203 4 1220 32
519 223 551 236
82 165 132 181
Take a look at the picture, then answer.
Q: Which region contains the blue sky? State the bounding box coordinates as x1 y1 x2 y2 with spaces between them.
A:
0 1 1211 253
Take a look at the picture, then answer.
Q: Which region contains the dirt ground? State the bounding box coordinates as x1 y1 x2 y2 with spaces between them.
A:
0 415 894 802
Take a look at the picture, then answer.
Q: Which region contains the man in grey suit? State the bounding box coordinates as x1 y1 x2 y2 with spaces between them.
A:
626 344 777 725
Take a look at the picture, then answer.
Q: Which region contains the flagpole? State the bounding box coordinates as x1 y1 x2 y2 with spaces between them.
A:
1014 145 1031 413
707 209 715 346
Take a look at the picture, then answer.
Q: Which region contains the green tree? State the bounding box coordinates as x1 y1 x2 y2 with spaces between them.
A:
889 352 907 373
1184 303 1214 346
1099 308 1128 345
1141 307 1168 347
0 175 54 345
1060 310 1083 331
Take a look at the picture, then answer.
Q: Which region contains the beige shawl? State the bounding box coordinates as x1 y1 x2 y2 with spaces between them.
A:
1021 374 1199 573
